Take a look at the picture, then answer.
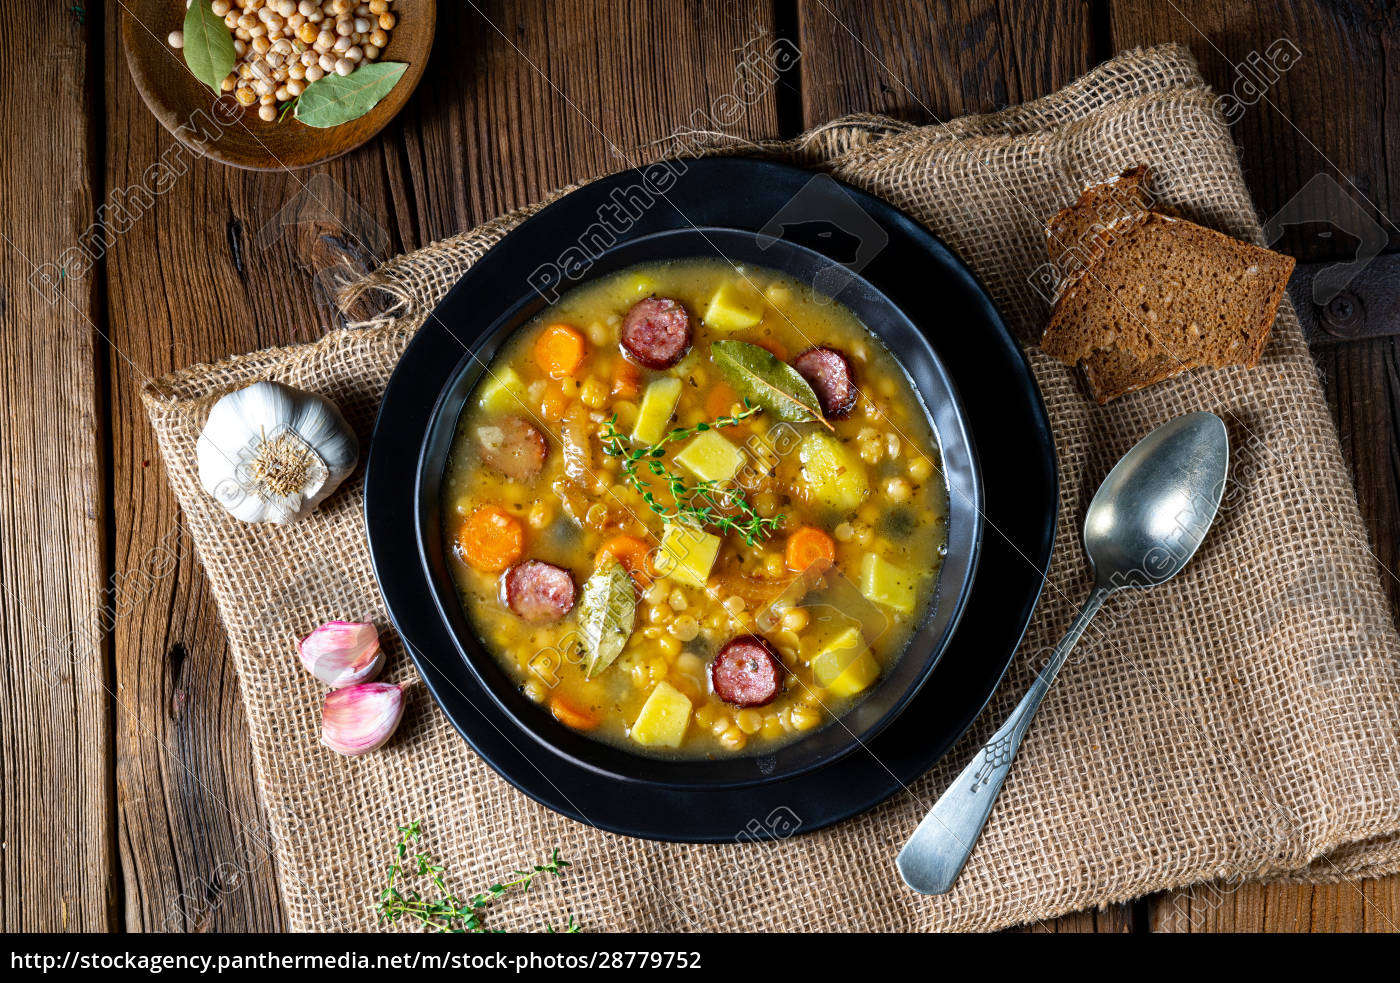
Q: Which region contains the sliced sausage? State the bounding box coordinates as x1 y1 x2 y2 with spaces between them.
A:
620 297 692 369
792 347 858 419
502 560 577 622
475 415 547 482
710 635 784 708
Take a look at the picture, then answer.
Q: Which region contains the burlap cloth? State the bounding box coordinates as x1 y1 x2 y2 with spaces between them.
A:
142 45 1400 932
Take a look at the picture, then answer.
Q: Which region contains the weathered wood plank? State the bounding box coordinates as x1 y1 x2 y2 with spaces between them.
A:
397 0 786 240
1107 0 1399 261
797 0 1094 123
102 8 395 932
1153 877 1400 932
1013 904 1138 933
0 3 115 931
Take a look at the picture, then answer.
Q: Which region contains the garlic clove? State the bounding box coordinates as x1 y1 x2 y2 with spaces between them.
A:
321 682 405 756
298 620 383 687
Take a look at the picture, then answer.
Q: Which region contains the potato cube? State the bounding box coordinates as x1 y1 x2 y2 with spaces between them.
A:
811 627 867 686
474 366 523 414
631 377 683 445
812 628 880 697
674 429 746 483
798 432 868 511
631 680 692 747
703 281 764 331
859 553 917 614
827 650 880 698
655 523 721 589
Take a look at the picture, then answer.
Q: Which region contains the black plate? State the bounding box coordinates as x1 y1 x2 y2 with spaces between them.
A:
365 158 1057 842
415 227 983 789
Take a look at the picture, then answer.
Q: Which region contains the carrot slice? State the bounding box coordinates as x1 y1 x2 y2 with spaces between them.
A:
756 338 788 361
534 323 587 378
785 525 836 574
549 694 601 730
596 534 653 587
610 358 641 399
455 505 525 573
704 380 740 419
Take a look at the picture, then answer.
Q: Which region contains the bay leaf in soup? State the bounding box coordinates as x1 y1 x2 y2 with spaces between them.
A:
182 0 237 95
710 340 829 427
578 555 636 679
293 62 408 128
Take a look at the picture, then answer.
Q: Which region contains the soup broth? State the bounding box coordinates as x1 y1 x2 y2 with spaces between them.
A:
442 258 948 758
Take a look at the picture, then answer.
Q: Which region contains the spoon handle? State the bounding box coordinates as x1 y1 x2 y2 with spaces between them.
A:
896 585 1112 894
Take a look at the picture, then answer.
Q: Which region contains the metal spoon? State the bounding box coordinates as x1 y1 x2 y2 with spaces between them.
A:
897 412 1229 894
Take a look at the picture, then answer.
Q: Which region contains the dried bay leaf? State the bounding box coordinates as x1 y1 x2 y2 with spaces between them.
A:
710 340 830 428
294 62 408 128
578 555 637 679
182 0 237 95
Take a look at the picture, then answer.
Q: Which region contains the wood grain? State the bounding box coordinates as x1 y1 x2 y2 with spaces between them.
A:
393 0 786 241
1151 879 1400 932
1107 0 1400 262
0 3 116 931
796 0 1095 123
100 19 403 936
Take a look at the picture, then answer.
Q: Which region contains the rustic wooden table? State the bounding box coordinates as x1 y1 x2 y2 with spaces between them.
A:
5 0 1397 932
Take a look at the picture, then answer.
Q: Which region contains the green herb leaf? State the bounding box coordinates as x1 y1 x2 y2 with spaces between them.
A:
577 555 636 679
294 61 408 127
182 0 237 95
598 407 785 545
376 821 578 933
710 340 831 429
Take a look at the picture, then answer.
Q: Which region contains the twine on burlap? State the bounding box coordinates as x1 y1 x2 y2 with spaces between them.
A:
142 44 1400 932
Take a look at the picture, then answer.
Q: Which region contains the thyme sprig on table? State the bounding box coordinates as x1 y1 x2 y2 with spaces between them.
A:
599 402 785 546
375 821 580 934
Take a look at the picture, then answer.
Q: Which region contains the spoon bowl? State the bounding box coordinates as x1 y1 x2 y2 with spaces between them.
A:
1085 412 1229 589
897 412 1229 894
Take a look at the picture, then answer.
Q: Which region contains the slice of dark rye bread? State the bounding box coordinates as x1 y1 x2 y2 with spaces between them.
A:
1041 218 1294 408
1042 212 1294 365
1043 166 1200 403
1045 164 1154 271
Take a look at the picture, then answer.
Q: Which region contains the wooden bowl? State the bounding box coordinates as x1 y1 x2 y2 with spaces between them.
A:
121 1 434 170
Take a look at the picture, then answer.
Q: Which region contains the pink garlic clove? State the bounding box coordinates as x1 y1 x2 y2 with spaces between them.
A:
321 682 405 756
298 620 383 687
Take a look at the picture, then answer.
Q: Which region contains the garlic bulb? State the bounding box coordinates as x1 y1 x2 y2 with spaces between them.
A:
298 621 383 688
196 381 359 524
322 682 405 756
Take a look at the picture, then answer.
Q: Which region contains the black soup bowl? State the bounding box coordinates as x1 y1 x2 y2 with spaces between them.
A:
415 227 983 789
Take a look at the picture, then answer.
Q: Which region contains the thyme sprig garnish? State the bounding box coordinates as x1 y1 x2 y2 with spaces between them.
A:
375 821 579 934
599 402 785 546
